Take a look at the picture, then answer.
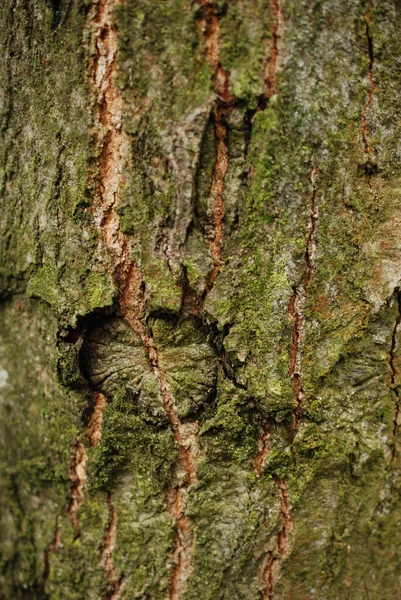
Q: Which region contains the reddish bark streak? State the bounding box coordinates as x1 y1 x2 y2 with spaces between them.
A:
255 427 293 598
204 108 230 295
390 293 401 462
200 1 235 297
86 391 107 447
93 0 130 272
288 167 318 437
255 425 270 479
90 0 199 590
260 476 293 600
361 3 376 159
89 0 129 591
66 438 87 537
121 267 198 600
264 0 283 100
100 495 127 600
200 0 234 105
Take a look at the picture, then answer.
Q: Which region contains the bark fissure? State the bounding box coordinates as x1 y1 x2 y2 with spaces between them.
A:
92 0 130 273
99 495 127 600
259 476 293 600
200 0 234 298
255 426 270 480
253 0 285 463
86 391 107 447
255 428 293 600
361 2 376 160
1 0 17 134
288 166 318 437
263 0 283 103
389 292 401 462
66 438 87 537
121 268 198 600
87 0 129 587
204 108 230 296
90 1 199 593
42 519 60 583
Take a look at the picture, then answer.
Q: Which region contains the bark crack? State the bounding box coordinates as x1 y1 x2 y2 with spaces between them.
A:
254 0 286 469
99 494 127 600
200 0 234 298
389 292 401 462
66 438 87 538
203 107 230 296
255 426 270 480
89 0 199 593
361 1 376 161
42 518 60 583
86 391 107 447
92 0 131 276
120 267 198 600
288 166 318 437
259 475 293 600
254 428 293 600
258 476 293 600
263 0 284 103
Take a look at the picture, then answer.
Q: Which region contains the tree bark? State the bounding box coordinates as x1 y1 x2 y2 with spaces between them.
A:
1 0 401 598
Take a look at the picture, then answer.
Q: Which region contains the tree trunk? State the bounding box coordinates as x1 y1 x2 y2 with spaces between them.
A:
1 0 401 598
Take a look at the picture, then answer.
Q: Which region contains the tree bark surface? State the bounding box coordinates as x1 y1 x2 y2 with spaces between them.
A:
1 1 401 598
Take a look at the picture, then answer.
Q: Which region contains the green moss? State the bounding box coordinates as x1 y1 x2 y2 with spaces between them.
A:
89 388 176 493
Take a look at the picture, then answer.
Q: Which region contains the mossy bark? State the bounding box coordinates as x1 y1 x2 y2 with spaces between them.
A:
2 1 401 598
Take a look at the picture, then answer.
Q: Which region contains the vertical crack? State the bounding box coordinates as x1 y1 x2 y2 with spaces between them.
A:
288 166 318 437
361 1 376 161
200 1 234 105
92 0 131 273
255 425 271 480
389 292 401 462
254 0 285 468
86 391 107 447
259 477 293 600
66 438 87 537
263 0 283 103
253 7 292 595
120 267 198 600
99 494 127 600
89 0 200 594
203 106 230 296
254 427 293 600
200 0 234 298
42 518 60 583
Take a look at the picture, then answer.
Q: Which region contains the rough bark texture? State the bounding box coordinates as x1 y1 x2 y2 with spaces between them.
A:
1 1 401 598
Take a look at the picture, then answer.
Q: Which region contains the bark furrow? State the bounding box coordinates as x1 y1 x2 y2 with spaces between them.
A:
288 166 318 436
390 293 401 461
259 476 293 600
100 495 127 600
91 1 199 594
361 2 376 160
66 438 88 537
